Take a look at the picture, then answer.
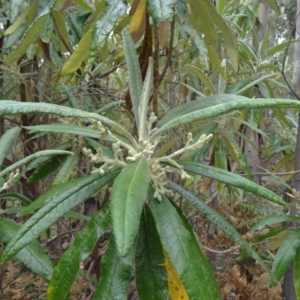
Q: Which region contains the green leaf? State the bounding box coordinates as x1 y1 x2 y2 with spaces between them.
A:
270 229 300 286
188 122 217 162
47 202 111 300
135 205 168 300
157 94 246 129
0 127 20 167
294 247 300 299
252 216 300 232
27 154 68 184
262 0 279 12
148 188 222 299
146 0 176 24
93 0 127 44
0 101 134 145
60 29 92 76
9 0 57 62
111 158 150 256
0 169 120 264
53 154 79 186
122 28 143 128
24 124 101 139
185 65 216 95
93 234 134 300
267 41 292 57
167 181 269 271
0 217 53 280
0 149 73 179
153 97 300 141
0 193 32 205
177 160 286 205
215 138 227 192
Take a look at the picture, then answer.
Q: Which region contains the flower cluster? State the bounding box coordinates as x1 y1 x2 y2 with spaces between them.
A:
0 169 20 192
83 117 213 200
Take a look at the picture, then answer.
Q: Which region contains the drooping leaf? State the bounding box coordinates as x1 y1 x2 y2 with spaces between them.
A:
0 101 134 144
157 94 246 129
93 234 134 300
9 0 57 62
0 169 120 264
176 160 286 205
270 229 300 286
0 127 20 167
60 29 92 76
252 216 300 232
153 97 300 141
0 217 53 280
47 202 111 300
111 158 150 256
129 0 147 43
24 124 101 139
135 205 168 300
149 187 222 299
167 181 269 271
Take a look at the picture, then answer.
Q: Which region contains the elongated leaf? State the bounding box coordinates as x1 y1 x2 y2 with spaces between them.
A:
53 154 79 186
164 250 189 300
9 0 57 62
0 193 32 205
153 97 300 138
167 181 268 271
267 40 292 57
93 234 134 300
135 205 168 300
294 247 300 299
24 124 101 139
190 122 217 162
146 0 176 24
0 127 20 167
111 158 150 256
0 150 73 179
0 101 134 145
148 188 222 299
47 202 111 300
192 0 238 71
93 0 127 44
0 169 120 264
129 0 147 43
185 65 216 95
252 216 300 232
270 229 300 286
215 138 227 192
263 0 279 12
27 154 68 184
0 217 53 280
122 28 143 128
60 29 92 76
176 160 286 205
157 94 247 128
